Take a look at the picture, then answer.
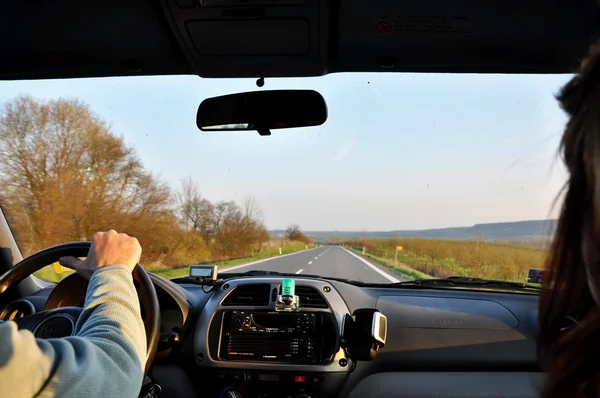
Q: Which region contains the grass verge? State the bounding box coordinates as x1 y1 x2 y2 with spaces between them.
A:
344 238 547 283
34 243 309 282
351 249 433 280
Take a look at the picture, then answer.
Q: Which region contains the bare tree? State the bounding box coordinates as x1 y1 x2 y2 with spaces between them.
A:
243 195 263 222
176 177 200 231
210 198 270 258
257 226 271 252
176 177 213 237
211 201 238 234
285 224 310 243
0 96 173 259
285 224 302 241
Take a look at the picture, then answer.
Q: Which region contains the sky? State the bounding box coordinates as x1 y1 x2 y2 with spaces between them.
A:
0 72 572 231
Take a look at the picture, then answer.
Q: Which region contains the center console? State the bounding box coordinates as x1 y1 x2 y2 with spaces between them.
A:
193 278 385 398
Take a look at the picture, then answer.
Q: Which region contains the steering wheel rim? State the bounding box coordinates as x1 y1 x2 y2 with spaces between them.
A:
0 241 160 375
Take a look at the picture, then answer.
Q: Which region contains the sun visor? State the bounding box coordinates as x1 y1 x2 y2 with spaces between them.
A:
157 0 328 78
186 19 310 56
336 0 598 73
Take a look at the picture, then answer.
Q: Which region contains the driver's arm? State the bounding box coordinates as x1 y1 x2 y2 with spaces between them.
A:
0 231 146 398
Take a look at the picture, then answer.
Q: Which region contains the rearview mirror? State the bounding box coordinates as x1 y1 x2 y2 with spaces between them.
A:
196 90 327 136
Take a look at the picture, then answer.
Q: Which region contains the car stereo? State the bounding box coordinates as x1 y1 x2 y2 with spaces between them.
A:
219 311 332 364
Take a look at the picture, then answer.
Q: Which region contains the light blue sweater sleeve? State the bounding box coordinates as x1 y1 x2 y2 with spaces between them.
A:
0 265 147 398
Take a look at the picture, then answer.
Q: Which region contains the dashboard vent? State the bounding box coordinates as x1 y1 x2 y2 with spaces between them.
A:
222 284 271 306
296 286 328 308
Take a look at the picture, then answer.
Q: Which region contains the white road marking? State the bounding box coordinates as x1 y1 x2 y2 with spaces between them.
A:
221 248 319 272
340 247 400 283
315 257 318 260
296 269 303 274
308 261 313 265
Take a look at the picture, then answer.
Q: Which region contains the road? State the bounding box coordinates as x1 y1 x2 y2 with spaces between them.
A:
222 245 406 283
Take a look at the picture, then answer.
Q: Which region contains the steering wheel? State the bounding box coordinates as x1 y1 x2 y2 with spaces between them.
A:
0 242 160 375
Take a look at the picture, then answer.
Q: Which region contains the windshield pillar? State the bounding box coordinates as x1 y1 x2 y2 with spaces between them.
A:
0 207 43 295
0 206 22 265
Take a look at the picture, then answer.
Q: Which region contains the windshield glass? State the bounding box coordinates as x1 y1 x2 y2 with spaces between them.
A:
0 73 569 286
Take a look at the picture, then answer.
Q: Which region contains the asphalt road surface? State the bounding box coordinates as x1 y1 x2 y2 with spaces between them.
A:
221 245 406 284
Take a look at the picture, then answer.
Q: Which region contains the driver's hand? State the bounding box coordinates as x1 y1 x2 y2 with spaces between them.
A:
59 230 142 280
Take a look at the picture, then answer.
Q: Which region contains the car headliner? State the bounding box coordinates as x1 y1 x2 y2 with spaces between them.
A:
1 0 598 81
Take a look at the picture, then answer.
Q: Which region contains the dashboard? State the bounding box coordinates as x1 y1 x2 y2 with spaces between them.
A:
0 273 544 398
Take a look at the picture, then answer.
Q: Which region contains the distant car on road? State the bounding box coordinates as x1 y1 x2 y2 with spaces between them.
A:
527 268 545 284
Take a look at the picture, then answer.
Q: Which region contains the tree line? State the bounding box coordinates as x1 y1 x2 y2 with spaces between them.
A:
0 96 280 268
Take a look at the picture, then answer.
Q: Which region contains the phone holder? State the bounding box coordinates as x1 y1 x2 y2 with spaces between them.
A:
342 309 387 361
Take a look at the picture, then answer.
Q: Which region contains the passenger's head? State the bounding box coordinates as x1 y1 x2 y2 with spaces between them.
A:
539 42 600 397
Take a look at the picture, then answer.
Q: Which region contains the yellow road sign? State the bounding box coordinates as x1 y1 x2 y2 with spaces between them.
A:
396 246 403 251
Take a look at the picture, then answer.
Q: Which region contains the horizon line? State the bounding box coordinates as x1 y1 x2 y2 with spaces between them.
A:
269 218 558 233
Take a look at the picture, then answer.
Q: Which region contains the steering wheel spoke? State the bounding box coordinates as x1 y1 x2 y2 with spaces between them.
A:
14 307 82 338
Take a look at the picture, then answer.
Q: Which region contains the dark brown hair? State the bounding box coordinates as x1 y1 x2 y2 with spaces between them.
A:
539 42 600 398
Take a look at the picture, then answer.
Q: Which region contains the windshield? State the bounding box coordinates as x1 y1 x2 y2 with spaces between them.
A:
0 73 569 286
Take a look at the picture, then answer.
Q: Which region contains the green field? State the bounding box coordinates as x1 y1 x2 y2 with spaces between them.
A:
344 238 547 283
34 242 309 283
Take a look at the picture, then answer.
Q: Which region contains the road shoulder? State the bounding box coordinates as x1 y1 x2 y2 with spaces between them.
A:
340 247 407 282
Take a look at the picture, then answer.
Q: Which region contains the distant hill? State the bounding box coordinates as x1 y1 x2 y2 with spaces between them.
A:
271 219 557 244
